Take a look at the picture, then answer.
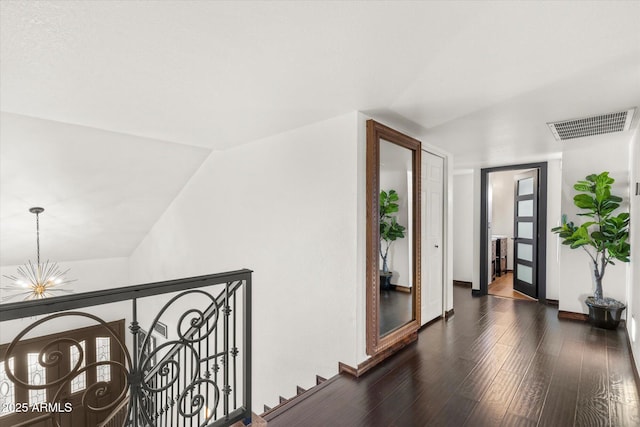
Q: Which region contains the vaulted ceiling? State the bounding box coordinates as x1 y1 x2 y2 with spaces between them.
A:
1 1 639 266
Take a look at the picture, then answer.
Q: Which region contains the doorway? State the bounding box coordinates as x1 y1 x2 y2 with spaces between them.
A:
479 162 548 302
0 320 126 427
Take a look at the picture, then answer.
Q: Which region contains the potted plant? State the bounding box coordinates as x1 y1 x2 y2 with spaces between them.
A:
551 171 630 329
379 189 406 290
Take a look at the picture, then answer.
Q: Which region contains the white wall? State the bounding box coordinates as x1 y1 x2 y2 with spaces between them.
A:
558 134 631 314
546 159 562 301
490 170 517 270
128 112 360 412
626 125 640 373
453 172 473 282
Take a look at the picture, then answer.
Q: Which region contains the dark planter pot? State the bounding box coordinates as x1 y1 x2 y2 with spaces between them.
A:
585 297 626 330
380 271 393 290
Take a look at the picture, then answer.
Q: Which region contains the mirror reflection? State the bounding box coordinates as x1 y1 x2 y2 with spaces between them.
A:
366 119 420 356
379 139 414 336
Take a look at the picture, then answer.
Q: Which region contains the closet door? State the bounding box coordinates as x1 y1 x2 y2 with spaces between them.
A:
421 150 444 324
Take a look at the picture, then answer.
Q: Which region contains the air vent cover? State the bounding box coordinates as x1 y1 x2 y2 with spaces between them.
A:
548 108 636 141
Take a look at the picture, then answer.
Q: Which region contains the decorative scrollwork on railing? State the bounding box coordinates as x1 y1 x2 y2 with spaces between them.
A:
177 378 220 423
1 272 250 427
2 312 132 427
133 287 228 427
139 349 181 393
79 362 129 413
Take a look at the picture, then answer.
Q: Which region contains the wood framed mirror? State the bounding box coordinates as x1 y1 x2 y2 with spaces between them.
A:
366 120 421 356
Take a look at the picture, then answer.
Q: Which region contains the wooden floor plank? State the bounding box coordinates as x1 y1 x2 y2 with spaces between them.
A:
456 343 513 401
608 346 640 406
610 400 640 427
537 385 577 427
500 412 537 427
421 394 477 426
386 389 454 426
549 338 584 392
575 330 610 427
463 369 522 427
266 284 640 427
353 377 429 427
506 352 558 422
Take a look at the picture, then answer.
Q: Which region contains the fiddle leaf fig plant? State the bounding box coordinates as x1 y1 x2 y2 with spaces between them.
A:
379 189 406 273
551 172 630 304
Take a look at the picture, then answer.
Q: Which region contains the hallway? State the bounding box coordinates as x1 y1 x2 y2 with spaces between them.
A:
489 272 537 302
266 284 640 426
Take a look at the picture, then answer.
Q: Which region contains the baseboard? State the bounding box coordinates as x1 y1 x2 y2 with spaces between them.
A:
453 280 472 287
471 289 482 297
391 285 412 293
558 310 629 329
262 375 339 422
546 299 559 306
419 315 443 331
444 308 454 320
337 361 358 377
339 331 418 378
558 310 589 322
623 323 640 390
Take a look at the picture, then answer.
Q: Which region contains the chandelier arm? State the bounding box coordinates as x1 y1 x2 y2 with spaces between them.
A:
6 207 74 300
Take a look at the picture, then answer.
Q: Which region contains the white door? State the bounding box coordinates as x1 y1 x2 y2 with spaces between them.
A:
421 150 444 324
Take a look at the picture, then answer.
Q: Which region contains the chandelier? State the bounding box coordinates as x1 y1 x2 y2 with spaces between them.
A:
1 207 75 302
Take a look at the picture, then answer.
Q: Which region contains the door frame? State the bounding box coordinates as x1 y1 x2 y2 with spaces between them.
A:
478 162 548 303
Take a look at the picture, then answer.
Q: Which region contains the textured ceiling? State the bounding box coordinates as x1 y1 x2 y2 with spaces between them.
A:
0 113 210 266
1 1 639 265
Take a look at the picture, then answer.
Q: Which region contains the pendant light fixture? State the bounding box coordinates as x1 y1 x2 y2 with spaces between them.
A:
1 207 75 302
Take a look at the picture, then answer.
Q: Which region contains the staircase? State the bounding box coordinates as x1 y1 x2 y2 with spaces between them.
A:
230 374 335 425
261 375 334 423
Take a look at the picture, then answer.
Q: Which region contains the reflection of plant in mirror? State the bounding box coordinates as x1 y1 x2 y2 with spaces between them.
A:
379 189 406 273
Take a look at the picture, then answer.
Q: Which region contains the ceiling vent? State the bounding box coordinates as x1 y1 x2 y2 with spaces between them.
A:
547 107 636 141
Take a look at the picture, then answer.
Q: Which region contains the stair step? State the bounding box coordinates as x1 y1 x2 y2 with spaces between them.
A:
263 374 338 422
262 374 335 421
230 412 267 427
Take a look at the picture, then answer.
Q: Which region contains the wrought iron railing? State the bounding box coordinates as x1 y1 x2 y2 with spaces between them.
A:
0 269 252 427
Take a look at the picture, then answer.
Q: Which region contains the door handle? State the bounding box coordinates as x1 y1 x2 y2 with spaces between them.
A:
434 244 439 248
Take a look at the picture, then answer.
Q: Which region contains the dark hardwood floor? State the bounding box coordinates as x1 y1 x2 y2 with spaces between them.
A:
489 272 536 301
267 284 640 426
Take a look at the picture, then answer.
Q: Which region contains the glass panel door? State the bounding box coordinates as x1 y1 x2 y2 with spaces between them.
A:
513 170 538 298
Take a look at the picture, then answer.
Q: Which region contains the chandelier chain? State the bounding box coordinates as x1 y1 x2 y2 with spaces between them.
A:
36 211 40 265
